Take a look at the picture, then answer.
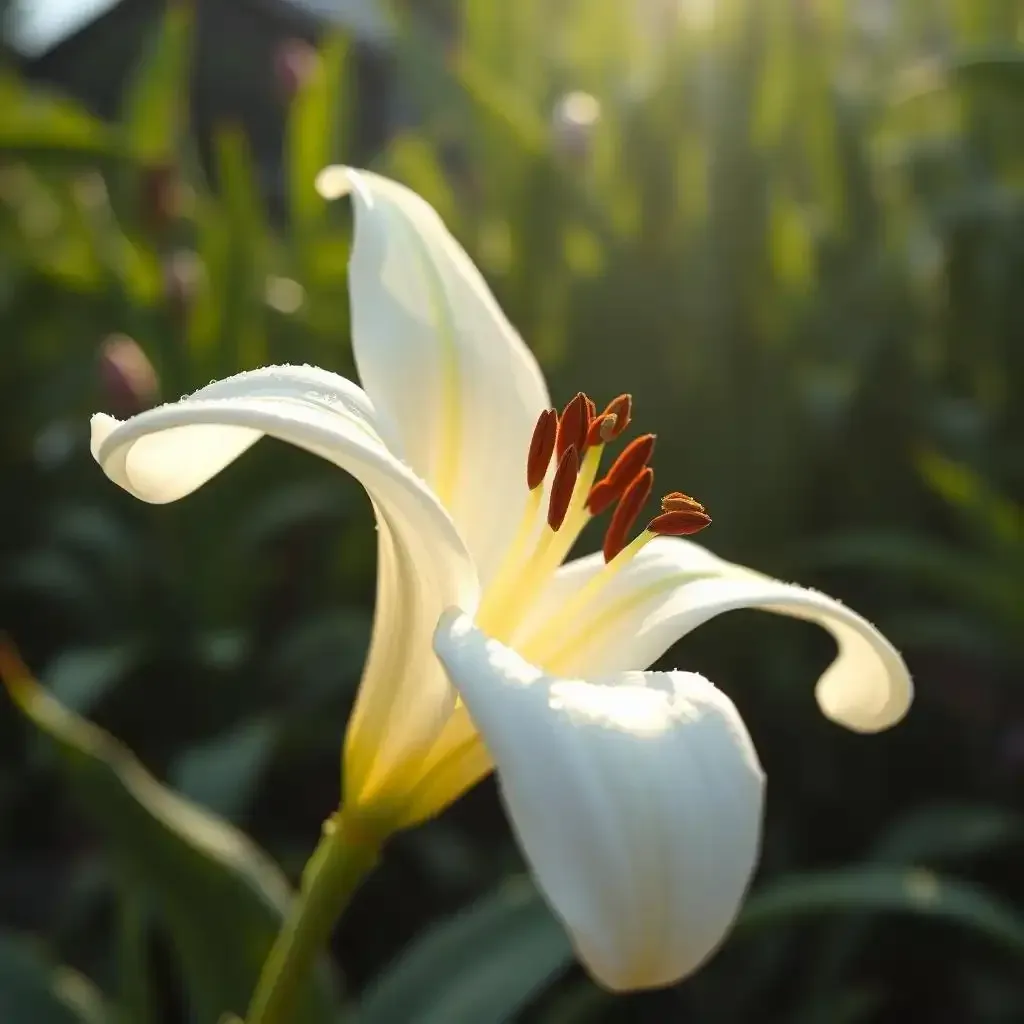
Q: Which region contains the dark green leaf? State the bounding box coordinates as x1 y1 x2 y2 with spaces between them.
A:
2 656 344 1024
358 877 572 1024
170 718 277 823
43 645 140 714
738 867 1024 959
0 931 107 1024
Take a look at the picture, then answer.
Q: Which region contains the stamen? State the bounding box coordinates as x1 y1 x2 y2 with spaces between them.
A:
585 412 618 449
587 433 655 512
660 491 705 513
555 393 589 459
648 508 712 536
603 467 654 562
548 445 580 530
527 408 558 490
585 396 597 421
586 478 620 516
602 394 632 439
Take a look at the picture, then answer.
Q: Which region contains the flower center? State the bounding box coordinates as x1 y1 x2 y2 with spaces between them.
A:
475 392 711 657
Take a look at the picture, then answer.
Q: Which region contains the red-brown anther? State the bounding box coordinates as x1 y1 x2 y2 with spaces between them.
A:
527 408 558 490
585 433 655 513
585 412 618 449
602 467 654 562
603 433 656 488
547 446 580 531
660 491 705 513
585 478 619 516
556 393 589 459
602 394 632 439
648 509 712 536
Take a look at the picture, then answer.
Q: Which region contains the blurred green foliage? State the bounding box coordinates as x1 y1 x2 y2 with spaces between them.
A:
1 0 1023 1021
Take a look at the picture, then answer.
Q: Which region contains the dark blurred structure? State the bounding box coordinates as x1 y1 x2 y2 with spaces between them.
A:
15 0 392 214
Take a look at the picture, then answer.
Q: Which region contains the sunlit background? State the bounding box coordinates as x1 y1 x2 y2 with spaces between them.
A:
1 1 1023 1022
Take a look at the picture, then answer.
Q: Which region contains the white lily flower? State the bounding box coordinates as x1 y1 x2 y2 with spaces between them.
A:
90 168 912 991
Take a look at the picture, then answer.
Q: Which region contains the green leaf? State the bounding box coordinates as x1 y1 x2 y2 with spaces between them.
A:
287 34 352 244
358 877 572 1024
43 644 140 715
170 717 277 823
868 804 1024 865
0 74 122 163
213 126 269 369
121 1 194 163
916 449 1023 553
0 931 107 1024
738 867 1024 959
792 806 1024 1024
1 651 344 1024
952 49 1024 95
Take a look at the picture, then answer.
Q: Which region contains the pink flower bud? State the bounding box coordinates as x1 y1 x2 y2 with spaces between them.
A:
163 249 203 321
98 334 159 416
275 38 321 98
141 163 182 236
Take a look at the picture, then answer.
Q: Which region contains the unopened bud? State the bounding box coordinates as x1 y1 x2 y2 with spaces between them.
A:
141 163 182 236
163 249 203 321
98 335 159 416
275 38 321 98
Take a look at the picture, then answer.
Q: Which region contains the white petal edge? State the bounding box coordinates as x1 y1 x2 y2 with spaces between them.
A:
90 365 480 817
516 537 912 734
434 610 765 992
333 166 551 584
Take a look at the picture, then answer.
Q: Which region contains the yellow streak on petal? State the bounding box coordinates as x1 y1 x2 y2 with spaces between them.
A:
516 530 656 664
532 566 730 675
400 214 461 509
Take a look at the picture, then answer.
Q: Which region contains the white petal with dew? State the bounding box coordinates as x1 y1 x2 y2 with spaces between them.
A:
435 611 765 991
519 537 912 733
91 365 480 819
337 167 550 584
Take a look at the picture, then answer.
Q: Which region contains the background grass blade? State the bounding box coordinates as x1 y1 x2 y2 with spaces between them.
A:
0 649 344 1024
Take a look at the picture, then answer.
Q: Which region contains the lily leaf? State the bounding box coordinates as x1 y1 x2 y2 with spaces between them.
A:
792 806 1024 1024
0 931 107 1024
0 647 344 1024
0 74 122 163
121 0 194 164
737 866 1024 959
287 33 352 244
358 876 572 1024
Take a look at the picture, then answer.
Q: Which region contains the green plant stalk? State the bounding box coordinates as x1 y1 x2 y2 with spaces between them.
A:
245 811 380 1024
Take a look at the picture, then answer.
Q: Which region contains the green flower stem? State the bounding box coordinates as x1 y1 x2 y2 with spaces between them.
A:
245 810 380 1024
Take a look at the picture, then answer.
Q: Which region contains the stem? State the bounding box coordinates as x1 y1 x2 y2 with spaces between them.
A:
245 811 379 1024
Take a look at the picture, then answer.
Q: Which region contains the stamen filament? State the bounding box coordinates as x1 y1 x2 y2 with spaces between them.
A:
478 443 604 639
476 488 543 625
517 530 655 667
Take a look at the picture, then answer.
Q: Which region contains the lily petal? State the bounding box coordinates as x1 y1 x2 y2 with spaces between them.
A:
518 537 912 733
434 611 765 991
91 365 480 820
339 167 550 583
